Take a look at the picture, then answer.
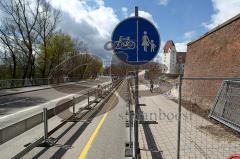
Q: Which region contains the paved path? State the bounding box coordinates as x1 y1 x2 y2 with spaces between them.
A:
138 84 240 159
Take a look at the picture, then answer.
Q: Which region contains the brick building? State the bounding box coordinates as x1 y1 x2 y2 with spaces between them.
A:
183 14 240 109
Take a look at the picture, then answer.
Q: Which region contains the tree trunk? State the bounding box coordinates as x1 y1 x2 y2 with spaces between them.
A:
42 42 47 78
10 54 17 87
12 54 17 79
31 56 35 79
22 54 31 85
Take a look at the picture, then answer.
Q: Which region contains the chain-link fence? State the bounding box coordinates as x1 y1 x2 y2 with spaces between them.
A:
177 77 240 159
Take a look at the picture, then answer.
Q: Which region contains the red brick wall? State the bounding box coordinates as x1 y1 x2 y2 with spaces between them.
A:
183 16 240 109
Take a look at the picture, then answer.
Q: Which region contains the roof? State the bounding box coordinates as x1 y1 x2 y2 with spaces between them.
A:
163 40 175 53
176 52 186 64
188 13 240 46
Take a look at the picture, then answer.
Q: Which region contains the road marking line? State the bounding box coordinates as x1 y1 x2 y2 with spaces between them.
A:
78 111 109 159
0 98 30 106
78 86 122 159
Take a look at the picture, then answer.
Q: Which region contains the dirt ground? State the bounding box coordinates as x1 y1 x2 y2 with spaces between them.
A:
142 79 240 140
173 99 240 140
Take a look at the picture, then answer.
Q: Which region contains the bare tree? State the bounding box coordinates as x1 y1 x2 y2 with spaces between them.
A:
0 27 17 79
73 38 89 55
144 62 164 80
0 0 40 80
35 0 60 77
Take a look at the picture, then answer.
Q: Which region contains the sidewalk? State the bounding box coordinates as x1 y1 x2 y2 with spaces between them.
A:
138 84 240 159
0 81 86 97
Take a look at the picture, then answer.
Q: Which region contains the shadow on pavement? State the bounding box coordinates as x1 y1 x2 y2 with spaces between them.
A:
30 98 114 158
140 109 164 159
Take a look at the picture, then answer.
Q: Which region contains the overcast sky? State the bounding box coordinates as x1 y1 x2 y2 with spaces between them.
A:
48 0 240 64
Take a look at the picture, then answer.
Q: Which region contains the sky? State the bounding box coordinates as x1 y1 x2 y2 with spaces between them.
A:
48 0 240 64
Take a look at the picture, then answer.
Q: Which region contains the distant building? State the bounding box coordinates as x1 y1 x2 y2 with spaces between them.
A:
162 40 186 75
162 40 177 74
176 52 186 74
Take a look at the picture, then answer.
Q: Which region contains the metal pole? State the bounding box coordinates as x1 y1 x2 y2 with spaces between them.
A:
88 91 90 106
135 6 138 17
73 96 75 115
134 65 139 158
177 75 182 159
129 100 132 148
95 89 97 100
43 108 48 141
133 6 140 159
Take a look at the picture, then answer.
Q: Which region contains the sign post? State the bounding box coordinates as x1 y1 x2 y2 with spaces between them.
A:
111 6 160 159
134 7 139 159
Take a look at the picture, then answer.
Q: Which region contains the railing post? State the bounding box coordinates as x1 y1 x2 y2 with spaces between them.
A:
95 89 97 100
73 96 75 115
88 91 90 106
43 108 48 141
177 75 183 159
102 86 104 95
129 100 132 148
100 86 102 97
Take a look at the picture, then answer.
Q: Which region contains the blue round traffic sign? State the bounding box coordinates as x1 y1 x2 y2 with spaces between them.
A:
111 16 160 65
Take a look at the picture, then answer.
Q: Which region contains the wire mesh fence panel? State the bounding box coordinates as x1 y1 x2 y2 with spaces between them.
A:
209 80 240 132
178 78 240 159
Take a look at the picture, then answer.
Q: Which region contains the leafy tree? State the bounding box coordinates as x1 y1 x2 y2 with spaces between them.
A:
144 62 165 80
37 32 75 76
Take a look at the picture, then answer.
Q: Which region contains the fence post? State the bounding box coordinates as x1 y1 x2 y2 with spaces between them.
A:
177 75 182 159
73 96 75 115
88 91 90 106
129 100 132 149
95 89 97 101
43 108 48 141
100 86 102 97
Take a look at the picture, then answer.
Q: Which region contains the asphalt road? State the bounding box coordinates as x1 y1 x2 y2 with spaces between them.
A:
20 79 128 159
0 78 110 118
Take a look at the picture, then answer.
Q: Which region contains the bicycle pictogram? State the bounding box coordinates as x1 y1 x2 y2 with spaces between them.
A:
112 36 135 50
